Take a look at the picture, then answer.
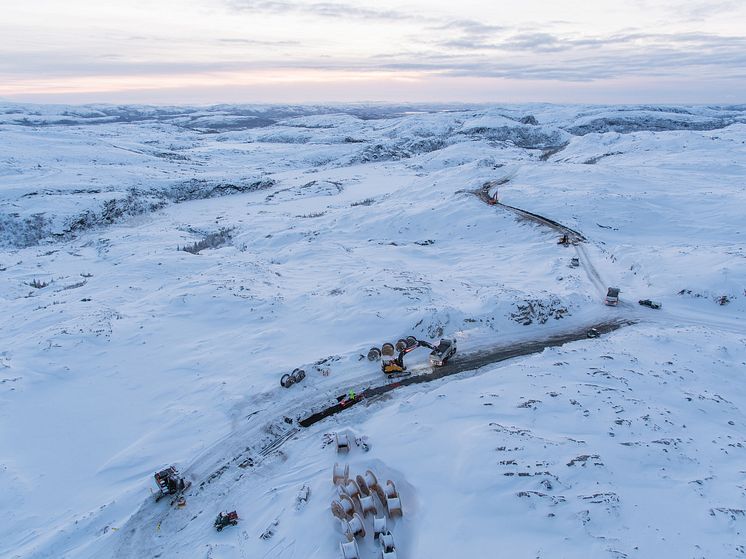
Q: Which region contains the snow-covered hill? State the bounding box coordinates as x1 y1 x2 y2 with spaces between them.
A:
0 103 744 558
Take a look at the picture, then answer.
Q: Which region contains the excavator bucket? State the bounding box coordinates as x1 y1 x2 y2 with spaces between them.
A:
383 362 405 375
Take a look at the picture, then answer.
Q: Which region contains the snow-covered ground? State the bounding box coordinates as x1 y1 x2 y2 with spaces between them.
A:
0 103 744 558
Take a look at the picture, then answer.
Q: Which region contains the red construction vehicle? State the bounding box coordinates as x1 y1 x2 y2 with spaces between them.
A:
215 511 239 531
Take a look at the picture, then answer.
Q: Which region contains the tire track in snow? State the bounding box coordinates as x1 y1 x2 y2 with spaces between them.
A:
575 242 607 298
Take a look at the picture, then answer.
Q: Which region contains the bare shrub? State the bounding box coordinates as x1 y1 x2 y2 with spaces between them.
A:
28 279 50 289
350 198 375 207
179 228 233 254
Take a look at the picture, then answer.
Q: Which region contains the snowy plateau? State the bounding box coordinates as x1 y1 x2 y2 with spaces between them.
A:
0 103 745 559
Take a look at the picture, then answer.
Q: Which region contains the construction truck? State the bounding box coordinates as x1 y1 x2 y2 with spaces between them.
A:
605 287 620 306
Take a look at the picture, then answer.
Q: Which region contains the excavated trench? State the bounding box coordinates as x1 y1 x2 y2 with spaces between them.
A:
474 179 585 240
497 202 587 241
299 318 632 427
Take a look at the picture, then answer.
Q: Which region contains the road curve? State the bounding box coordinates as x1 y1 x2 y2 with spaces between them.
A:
475 180 608 297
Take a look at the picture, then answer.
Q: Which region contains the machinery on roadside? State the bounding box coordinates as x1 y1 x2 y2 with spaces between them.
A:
280 368 306 388
367 336 457 377
638 299 661 309
558 233 579 246
153 466 191 503
428 339 457 366
605 287 620 306
214 511 239 531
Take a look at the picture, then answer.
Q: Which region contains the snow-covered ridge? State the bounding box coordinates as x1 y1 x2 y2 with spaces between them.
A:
1 103 744 249
0 103 467 130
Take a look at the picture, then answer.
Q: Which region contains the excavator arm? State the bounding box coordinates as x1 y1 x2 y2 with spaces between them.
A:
383 339 435 374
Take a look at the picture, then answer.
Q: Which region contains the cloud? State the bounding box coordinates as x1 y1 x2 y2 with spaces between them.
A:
218 38 300 46
225 0 420 21
431 19 506 37
330 29 746 83
496 32 565 53
632 0 743 21
432 28 746 64
4 28 746 86
0 53 278 79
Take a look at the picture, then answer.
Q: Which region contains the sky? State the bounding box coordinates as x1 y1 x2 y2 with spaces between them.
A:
1 0 745 105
